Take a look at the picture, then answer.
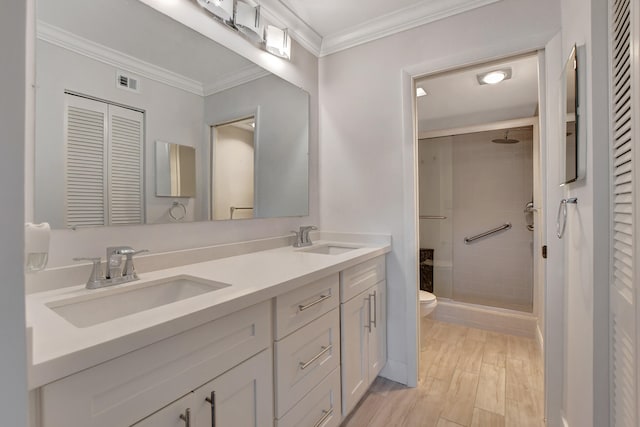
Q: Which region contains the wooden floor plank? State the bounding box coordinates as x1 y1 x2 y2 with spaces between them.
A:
475 363 506 415
344 319 543 427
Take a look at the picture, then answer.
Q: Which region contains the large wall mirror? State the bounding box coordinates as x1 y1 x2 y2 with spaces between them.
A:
34 0 309 228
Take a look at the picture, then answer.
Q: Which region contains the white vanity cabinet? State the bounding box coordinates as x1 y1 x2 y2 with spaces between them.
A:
339 256 387 416
39 301 272 427
273 274 342 427
134 350 272 427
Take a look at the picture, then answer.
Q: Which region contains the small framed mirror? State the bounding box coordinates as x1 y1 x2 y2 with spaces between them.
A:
562 45 579 185
155 141 196 197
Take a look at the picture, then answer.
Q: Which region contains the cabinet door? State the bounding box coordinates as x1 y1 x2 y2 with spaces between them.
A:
193 350 273 427
368 281 387 383
132 393 194 427
340 292 370 416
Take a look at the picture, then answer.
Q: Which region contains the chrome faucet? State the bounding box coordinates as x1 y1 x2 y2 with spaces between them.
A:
291 226 317 247
74 246 148 289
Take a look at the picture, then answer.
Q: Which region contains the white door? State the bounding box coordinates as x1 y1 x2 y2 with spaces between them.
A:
367 281 386 383
610 0 639 425
193 350 273 427
340 291 370 415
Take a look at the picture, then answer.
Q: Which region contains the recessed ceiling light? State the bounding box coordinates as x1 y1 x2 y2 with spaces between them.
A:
416 87 427 97
477 68 512 85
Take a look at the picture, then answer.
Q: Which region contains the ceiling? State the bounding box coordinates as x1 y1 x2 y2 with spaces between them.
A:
416 53 539 133
260 0 502 56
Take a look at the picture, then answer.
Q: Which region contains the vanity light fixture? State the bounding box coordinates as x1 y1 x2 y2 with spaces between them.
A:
416 87 427 97
477 68 512 85
265 25 291 59
196 0 234 22
234 1 264 43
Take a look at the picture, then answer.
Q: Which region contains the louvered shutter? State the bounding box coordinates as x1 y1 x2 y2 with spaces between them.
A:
610 0 639 425
65 95 108 228
107 105 144 225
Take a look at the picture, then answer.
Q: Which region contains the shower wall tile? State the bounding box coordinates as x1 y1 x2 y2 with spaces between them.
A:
451 131 534 310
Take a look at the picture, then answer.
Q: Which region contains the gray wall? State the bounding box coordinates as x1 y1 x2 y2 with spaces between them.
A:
0 0 28 425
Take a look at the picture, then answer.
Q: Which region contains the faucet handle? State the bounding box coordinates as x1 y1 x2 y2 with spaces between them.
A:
122 249 149 277
73 257 104 289
290 230 303 247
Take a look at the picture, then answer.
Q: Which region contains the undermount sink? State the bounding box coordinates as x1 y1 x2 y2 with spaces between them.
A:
46 275 230 328
299 244 360 255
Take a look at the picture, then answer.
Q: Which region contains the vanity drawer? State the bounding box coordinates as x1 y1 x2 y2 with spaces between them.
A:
274 308 340 418
340 255 385 302
275 273 339 339
41 301 271 427
276 367 341 427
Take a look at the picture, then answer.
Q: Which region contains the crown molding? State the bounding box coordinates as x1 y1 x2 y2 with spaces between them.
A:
258 0 323 56
319 0 502 57
37 21 205 96
203 66 271 96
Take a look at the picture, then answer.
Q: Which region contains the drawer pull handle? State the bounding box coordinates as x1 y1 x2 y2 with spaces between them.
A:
299 345 332 370
313 408 334 427
179 408 191 427
371 290 377 328
298 294 331 311
205 391 216 427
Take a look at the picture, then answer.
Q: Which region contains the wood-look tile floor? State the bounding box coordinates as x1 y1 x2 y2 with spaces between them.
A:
342 318 544 427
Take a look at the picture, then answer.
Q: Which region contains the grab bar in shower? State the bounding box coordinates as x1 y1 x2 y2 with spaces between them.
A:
420 215 447 220
464 223 512 244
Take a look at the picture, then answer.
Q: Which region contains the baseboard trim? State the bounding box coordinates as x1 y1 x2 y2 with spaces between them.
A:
379 359 408 385
432 299 537 338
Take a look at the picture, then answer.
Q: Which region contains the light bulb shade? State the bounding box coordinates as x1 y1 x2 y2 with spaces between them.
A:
196 0 233 21
265 25 291 59
235 2 263 43
476 68 512 85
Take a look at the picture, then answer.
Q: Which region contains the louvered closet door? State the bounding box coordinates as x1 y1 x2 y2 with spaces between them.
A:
65 95 108 228
107 105 144 225
610 0 639 425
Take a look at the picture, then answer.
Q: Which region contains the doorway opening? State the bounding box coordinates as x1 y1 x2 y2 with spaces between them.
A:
413 51 546 425
211 116 256 220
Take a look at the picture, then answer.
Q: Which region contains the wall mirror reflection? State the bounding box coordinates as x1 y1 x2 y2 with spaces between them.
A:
155 141 196 198
562 45 579 185
34 0 309 228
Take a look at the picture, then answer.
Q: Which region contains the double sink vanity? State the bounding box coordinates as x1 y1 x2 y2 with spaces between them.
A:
26 233 391 427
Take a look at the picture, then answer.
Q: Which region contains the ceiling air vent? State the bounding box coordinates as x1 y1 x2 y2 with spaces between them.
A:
116 71 140 93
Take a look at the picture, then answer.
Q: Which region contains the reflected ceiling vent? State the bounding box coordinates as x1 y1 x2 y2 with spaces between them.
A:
116 71 140 93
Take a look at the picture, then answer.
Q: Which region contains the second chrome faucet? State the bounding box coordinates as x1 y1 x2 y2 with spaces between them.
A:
292 226 317 247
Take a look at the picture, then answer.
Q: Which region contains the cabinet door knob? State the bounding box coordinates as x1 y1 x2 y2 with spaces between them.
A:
179 408 191 427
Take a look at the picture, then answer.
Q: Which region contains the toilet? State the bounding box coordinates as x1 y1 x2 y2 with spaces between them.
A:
419 290 438 317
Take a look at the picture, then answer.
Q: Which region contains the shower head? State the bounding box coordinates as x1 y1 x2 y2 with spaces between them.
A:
492 130 520 144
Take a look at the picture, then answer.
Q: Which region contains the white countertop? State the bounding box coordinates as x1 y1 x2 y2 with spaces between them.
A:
26 237 391 389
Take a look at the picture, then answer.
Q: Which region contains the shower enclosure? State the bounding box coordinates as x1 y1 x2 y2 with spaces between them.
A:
419 126 534 312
